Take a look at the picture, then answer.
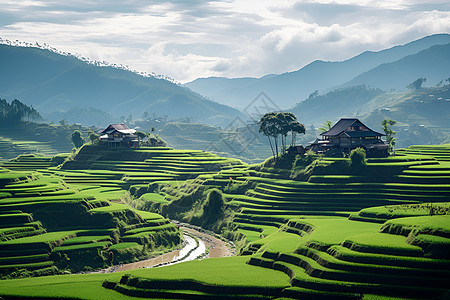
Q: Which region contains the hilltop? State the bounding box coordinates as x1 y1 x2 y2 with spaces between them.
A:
186 34 450 109
0 43 242 127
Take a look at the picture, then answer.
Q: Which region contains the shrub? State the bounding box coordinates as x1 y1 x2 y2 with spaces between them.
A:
349 147 366 170
71 130 84 148
88 131 100 145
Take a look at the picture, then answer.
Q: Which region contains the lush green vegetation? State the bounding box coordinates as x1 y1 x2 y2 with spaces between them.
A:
0 160 182 279
0 143 449 299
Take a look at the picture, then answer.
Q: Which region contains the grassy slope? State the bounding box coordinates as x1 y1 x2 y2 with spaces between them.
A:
0 256 290 299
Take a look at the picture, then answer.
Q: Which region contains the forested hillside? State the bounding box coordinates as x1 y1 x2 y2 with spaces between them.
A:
0 44 242 127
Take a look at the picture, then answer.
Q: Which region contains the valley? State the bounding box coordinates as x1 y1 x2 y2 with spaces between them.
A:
0 32 449 300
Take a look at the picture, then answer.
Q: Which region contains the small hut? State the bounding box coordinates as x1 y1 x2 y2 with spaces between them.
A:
98 124 138 147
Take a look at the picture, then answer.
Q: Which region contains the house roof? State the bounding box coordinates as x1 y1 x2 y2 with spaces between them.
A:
98 123 136 135
321 118 384 137
343 131 383 138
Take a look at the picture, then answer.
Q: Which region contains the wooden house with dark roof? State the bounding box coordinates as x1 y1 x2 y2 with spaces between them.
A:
308 118 388 157
98 123 138 147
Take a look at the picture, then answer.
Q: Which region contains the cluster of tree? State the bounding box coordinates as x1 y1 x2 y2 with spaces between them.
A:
71 129 99 149
0 99 41 124
407 78 427 90
258 112 305 158
406 77 450 90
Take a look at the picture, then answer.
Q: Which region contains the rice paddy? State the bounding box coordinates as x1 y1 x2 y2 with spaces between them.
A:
0 143 449 299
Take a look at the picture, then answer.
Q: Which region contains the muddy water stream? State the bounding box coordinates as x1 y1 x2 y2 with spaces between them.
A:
91 225 234 274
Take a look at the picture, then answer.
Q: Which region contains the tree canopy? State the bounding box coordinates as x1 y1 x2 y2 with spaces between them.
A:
258 112 305 159
0 98 42 124
407 78 427 90
71 130 84 148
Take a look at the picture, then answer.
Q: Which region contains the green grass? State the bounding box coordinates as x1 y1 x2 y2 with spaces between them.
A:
61 235 112 246
344 233 423 255
1 143 449 298
291 218 381 246
248 231 304 253
0 256 290 299
89 203 131 213
382 215 450 233
109 242 141 250
139 192 169 204
128 256 290 287
53 241 112 252
0 231 77 245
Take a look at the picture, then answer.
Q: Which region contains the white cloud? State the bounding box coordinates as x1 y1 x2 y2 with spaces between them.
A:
0 0 448 82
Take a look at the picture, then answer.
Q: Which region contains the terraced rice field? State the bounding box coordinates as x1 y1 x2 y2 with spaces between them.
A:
0 144 449 299
0 166 181 278
128 144 449 299
0 145 246 278
190 147 449 237
0 137 60 160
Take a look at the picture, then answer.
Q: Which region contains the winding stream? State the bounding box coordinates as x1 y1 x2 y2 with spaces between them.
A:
91 224 234 274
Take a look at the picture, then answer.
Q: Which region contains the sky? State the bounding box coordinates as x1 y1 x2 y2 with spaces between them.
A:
0 0 449 83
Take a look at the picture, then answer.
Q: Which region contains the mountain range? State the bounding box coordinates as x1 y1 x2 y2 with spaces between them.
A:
1 34 449 130
185 34 450 109
0 44 242 127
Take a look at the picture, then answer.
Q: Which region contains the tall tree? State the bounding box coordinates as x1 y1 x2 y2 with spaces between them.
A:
290 121 306 147
259 112 305 158
258 112 278 158
0 98 42 124
381 119 397 154
277 112 297 152
135 131 147 143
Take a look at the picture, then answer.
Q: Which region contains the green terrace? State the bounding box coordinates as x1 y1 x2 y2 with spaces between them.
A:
0 137 60 161
247 215 450 299
0 153 69 171
0 143 449 299
46 145 247 188
0 168 182 277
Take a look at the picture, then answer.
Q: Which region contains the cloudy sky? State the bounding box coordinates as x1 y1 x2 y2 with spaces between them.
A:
0 0 449 82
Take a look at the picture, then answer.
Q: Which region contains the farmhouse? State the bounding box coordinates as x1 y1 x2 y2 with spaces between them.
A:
308 118 388 157
98 123 138 147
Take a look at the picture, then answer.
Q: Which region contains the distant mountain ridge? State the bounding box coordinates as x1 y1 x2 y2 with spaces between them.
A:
0 44 242 126
185 34 450 109
340 43 450 90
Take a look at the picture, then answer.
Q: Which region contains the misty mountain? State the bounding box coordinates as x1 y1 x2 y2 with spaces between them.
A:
362 86 450 147
0 44 242 126
339 43 450 90
290 85 384 125
185 34 450 109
